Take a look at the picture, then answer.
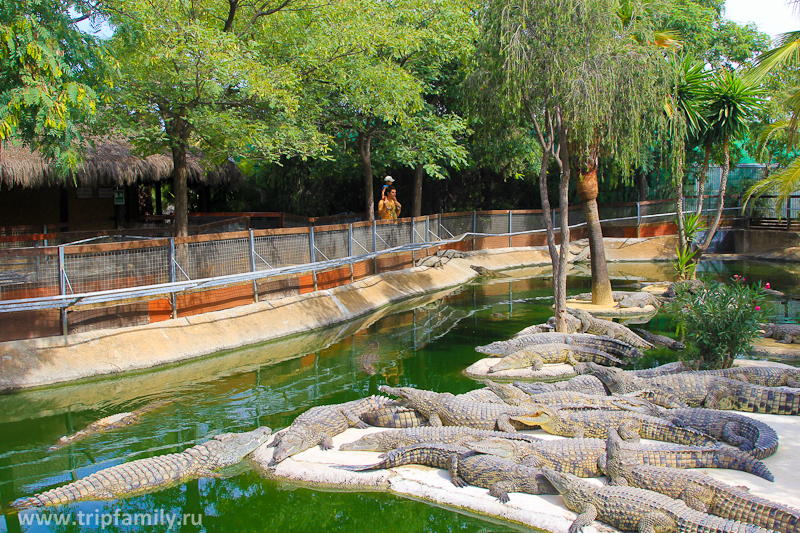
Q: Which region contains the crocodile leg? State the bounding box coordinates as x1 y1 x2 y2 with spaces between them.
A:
679 484 714 513
636 511 675 533
488 480 514 503
496 414 517 433
720 422 754 451
570 504 599 533
531 355 544 371
447 453 468 488
617 420 642 442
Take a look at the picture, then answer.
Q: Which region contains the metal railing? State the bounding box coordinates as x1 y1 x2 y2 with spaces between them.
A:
0 198 744 338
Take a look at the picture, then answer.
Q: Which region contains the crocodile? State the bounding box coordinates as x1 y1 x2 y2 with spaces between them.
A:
513 375 609 397
666 407 779 459
476 332 644 360
456 388 505 404
357 341 381 375
760 323 800 344
604 429 798 533
484 380 668 418
470 265 509 278
572 291 663 309
487 342 623 373
361 406 429 428
464 435 774 481
630 361 691 378
514 405 716 446
541 466 776 533
633 329 686 350
663 279 705 298
377 385 548 431
339 443 556 502
638 362 800 387
567 308 654 349
512 324 553 338
48 399 172 451
588 364 800 414
339 426 543 452
13 427 272 509
268 396 392 465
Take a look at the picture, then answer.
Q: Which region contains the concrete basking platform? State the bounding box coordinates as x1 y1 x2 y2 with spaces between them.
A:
563 300 658 318
252 413 800 533
464 357 579 382
749 337 800 361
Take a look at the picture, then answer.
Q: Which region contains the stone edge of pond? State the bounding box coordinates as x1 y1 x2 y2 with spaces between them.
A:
250 428 615 533
0 246 555 391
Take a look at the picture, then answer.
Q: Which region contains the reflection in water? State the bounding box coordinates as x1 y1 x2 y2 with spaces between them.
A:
1 260 798 533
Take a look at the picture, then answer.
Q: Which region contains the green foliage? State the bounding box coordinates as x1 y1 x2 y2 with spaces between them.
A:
673 245 698 280
667 277 769 369
0 0 111 168
683 212 706 243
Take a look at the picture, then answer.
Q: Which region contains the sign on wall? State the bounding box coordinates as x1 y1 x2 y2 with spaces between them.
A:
114 189 125 206
76 188 93 199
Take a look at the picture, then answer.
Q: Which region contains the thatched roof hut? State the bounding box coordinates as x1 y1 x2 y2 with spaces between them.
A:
0 138 241 189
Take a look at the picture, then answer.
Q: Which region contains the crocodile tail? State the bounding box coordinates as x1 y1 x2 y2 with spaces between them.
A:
710 448 774 482
639 421 716 446
334 462 384 472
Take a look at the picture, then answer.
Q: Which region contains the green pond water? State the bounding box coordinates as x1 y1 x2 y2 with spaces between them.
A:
1 259 799 533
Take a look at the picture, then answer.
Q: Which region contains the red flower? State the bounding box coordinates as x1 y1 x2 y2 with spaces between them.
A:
755 306 761 311
766 282 771 289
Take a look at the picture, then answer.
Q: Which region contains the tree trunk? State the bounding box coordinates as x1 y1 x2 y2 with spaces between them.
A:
358 133 375 221
412 163 423 217
695 139 711 217
675 163 686 255
637 171 647 202
696 136 729 258
577 160 614 306
554 109 571 333
172 143 189 237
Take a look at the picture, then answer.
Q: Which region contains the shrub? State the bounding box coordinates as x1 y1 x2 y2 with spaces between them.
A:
667 276 769 369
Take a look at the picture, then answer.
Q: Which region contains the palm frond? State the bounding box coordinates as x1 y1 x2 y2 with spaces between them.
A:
756 119 791 158
743 156 800 210
748 31 800 82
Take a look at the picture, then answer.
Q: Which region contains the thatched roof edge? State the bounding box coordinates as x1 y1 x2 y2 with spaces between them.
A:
0 139 241 189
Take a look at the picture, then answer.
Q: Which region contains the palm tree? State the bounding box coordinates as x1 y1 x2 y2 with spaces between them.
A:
744 19 800 212
695 70 764 259
664 54 710 254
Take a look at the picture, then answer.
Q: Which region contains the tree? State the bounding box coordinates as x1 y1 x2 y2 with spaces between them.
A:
482 0 670 319
103 0 334 236
319 0 476 221
694 70 763 260
0 0 111 167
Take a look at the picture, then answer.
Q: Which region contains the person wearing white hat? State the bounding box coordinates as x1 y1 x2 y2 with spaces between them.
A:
381 175 395 200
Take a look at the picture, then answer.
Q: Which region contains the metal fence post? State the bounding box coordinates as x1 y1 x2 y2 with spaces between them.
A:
473 211 477 251
410 218 415 265
58 245 67 335
425 216 430 244
169 238 177 319
43 224 48 247
348 224 354 283
249 229 259 303
373 220 378 274
310 227 317 291
508 210 513 247
636 201 641 238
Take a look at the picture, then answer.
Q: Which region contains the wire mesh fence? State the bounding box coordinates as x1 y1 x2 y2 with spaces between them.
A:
0 198 747 340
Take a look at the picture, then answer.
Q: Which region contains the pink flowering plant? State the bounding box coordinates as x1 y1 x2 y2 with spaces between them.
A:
667 277 770 369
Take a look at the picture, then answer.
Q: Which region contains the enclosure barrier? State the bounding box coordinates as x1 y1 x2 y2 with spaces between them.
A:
0 197 742 341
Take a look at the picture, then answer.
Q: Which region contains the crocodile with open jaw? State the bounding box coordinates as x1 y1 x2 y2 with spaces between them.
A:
338 443 556 502
48 399 173 450
378 385 548 431
268 396 392 465
513 405 716 446
339 426 542 452
541 466 776 533
588 364 800 414
567 308 654 349
487 342 623 372
476 332 644 360
604 428 798 533
464 435 774 481
13 427 272 509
